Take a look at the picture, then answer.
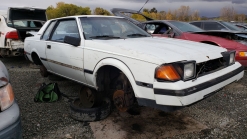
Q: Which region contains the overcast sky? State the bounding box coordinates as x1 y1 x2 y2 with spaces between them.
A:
0 0 246 17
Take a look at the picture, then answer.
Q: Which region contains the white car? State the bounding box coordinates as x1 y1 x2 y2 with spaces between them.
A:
24 15 244 112
0 7 46 57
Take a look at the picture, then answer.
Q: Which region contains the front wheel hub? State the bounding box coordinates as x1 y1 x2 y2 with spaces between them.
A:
113 90 128 112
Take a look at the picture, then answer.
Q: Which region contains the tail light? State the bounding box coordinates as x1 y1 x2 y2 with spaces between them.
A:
6 31 19 40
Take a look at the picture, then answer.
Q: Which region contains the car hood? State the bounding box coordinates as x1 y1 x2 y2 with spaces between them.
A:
85 37 226 65
183 32 247 50
192 31 247 45
0 61 9 87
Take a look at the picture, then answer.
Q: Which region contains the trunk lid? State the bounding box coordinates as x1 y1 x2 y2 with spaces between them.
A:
7 7 47 23
111 8 153 29
6 7 47 41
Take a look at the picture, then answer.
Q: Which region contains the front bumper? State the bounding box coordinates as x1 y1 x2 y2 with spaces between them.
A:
0 102 22 139
152 62 244 107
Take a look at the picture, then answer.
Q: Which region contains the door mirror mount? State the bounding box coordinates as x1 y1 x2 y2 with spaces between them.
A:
64 36 81 46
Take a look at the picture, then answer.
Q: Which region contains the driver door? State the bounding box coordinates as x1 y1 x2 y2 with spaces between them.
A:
46 19 86 83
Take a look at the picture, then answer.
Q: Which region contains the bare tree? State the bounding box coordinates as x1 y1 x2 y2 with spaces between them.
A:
236 14 246 23
159 11 166 20
177 6 190 21
191 10 200 21
220 7 236 21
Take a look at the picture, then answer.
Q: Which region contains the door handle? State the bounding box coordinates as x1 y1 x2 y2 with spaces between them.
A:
47 45 51 49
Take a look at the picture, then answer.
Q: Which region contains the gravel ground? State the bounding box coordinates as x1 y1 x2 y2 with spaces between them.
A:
1 57 247 139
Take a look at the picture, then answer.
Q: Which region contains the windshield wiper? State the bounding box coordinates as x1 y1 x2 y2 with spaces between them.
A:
126 33 149 37
89 35 122 39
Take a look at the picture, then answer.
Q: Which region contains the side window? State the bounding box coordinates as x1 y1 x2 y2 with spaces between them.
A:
191 22 201 28
151 24 170 34
50 20 80 42
41 21 56 40
204 22 227 30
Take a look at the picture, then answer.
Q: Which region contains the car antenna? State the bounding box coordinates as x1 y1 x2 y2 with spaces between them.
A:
138 0 149 13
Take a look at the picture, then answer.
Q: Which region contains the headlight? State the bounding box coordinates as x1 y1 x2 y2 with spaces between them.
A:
229 52 235 64
155 61 196 82
184 62 196 80
0 83 14 111
175 61 196 81
221 51 236 66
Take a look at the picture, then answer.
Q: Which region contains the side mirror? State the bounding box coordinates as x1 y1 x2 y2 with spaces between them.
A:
64 36 81 46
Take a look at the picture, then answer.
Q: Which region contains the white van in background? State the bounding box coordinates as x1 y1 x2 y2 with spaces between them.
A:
0 7 46 57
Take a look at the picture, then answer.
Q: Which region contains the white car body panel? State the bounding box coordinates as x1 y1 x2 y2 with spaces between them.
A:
153 62 243 106
0 7 46 56
24 15 244 112
45 41 86 83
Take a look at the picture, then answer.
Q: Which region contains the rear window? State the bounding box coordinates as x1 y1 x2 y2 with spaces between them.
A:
219 21 243 31
203 22 227 30
7 20 44 28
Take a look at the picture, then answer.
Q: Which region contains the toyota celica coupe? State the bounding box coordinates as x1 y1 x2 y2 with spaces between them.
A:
24 15 244 113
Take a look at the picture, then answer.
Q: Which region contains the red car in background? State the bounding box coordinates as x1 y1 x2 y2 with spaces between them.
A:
111 8 247 67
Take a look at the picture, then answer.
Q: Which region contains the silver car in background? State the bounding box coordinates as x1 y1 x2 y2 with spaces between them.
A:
0 61 22 139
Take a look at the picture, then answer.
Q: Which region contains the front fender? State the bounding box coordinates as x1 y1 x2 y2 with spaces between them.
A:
85 58 140 97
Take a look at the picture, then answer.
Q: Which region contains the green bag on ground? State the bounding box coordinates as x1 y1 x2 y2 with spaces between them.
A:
34 83 61 102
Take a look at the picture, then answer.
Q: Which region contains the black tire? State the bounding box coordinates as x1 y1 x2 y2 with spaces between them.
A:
79 87 101 108
40 65 49 77
69 97 111 122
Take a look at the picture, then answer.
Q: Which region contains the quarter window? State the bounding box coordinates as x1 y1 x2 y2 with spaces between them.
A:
190 22 202 28
41 21 56 40
50 20 80 42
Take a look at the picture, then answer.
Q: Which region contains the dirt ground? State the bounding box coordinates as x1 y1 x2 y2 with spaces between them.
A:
2 57 247 139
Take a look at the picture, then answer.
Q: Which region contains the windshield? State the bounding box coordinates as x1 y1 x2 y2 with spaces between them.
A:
7 20 44 28
80 17 151 40
219 21 243 31
168 21 204 32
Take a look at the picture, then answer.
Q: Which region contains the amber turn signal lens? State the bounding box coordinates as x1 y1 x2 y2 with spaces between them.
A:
156 65 181 81
239 52 247 57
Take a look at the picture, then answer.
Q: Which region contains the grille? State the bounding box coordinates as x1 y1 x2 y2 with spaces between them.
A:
196 57 226 77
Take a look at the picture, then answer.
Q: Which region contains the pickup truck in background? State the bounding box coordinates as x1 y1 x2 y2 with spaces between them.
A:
0 7 46 57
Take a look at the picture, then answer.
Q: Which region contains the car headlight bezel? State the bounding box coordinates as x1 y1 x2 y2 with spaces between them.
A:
155 60 196 82
174 60 196 81
221 51 236 66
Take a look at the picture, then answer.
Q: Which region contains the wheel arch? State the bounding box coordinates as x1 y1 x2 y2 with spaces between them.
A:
92 58 139 97
200 41 220 46
30 49 42 65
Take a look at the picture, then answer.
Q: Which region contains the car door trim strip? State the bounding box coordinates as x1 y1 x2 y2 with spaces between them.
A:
154 66 244 96
84 69 93 74
40 57 84 71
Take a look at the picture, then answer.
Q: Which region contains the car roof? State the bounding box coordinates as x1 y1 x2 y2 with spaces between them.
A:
51 15 124 20
190 20 222 23
8 7 46 10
